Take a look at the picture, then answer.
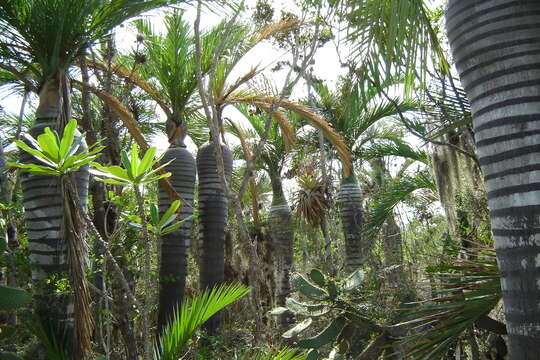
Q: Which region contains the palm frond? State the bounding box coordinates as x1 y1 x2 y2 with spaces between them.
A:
224 92 352 178
255 102 296 150
343 0 448 90
83 58 172 118
155 284 250 360
256 17 301 42
361 137 429 164
398 246 501 360
0 0 176 80
364 170 436 236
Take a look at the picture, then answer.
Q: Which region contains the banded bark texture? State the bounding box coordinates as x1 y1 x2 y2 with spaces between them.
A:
337 181 363 272
21 122 89 329
196 142 232 334
269 177 293 293
447 1 540 356
157 146 196 331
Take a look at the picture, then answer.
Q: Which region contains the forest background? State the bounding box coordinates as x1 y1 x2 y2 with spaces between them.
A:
0 0 535 359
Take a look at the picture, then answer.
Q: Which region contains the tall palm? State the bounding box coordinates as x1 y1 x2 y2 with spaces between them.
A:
133 11 232 332
226 104 297 325
0 0 174 350
310 76 418 272
195 19 300 334
446 1 540 356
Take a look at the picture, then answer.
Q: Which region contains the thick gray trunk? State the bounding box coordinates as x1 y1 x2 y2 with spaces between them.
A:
382 214 404 289
268 174 294 310
20 122 89 330
447 1 540 356
157 146 196 331
337 181 363 272
196 142 232 335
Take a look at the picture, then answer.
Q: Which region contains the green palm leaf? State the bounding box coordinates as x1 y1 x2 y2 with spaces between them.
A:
364 170 436 237
154 283 250 360
0 0 179 79
398 247 502 359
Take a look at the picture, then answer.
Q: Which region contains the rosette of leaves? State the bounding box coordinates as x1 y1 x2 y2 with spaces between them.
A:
270 268 371 359
129 199 194 237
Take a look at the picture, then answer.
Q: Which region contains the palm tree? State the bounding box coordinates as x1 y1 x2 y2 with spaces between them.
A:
446 1 540 356
226 104 297 325
133 10 232 332
309 76 418 272
87 15 295 333
0 0 174 353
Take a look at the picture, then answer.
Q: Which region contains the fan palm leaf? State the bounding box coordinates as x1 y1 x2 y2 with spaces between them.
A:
397 246 501 359
154 284 250 360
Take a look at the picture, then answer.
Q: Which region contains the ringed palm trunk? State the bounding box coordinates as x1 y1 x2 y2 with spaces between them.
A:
196 141 232 335
268 171 294 326
21 96 89 338
157 145 196 331
447 1 540 356
337 176 363 273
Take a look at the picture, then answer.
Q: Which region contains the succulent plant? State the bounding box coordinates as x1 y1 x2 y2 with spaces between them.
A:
271 268 368 359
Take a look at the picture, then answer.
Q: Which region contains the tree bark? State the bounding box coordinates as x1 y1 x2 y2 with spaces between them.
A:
447 1 540 356
337 178 363 272
157 146 196 332
196 141 233 335
21 120 89 338
268 172 294 327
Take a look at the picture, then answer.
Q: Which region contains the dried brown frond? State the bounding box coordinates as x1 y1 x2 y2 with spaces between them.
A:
73 79 181 203
227 119 253 160
255 102 296 150
82 59 172 118
62 176 94 358
222 66 260 101
256 17 301 42
223 93 352 177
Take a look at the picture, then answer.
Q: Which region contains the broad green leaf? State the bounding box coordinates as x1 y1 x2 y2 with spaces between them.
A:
309 269 326 287
306 349 319 360
130 143 140 176
120 151 133 179
269 307 289 315
13 140 57 168
160 221 183 235
59 119 77 159
342 269 365 292
297 316 347 349
37 128 59 161
0 285 31 311
159 200 181 227
283 318 312 339
8 163 60 176
150 204 159 226
138 146 157 176
285 298 329 317
291 273 328 300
